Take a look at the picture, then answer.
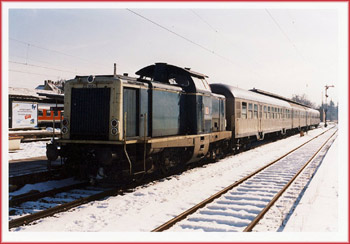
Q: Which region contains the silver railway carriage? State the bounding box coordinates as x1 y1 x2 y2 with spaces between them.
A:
210 84 320 149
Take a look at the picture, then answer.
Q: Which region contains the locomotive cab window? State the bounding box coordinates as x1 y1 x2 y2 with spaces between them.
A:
168 73 189 87
192 77 210 91
242 102 247 119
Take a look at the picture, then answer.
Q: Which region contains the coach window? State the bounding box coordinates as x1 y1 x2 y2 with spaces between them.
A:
242 102 247 119
272 107 275 119
254 104 258 119
248 103 253 119
38 110 43 116
268 106 271 119
46 110 51 116
275 108 278 119
264 106 267 119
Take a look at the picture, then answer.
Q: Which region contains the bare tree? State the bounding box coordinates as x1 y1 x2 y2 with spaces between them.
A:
291 94 315 108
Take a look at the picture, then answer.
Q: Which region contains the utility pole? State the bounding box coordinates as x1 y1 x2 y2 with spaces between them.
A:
324 84 335 127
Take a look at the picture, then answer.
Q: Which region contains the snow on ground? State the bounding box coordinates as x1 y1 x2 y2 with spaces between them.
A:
4 125 344 243
8 127 60 161
8 141 47 161
283 137 338 231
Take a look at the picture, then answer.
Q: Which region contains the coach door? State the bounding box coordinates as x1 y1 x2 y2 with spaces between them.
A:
258 104 263 139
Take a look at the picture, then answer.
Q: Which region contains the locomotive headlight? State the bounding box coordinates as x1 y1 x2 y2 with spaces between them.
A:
62 118 69 126
87 75 95 83
111 128 118 135
62 126 68 134
111 119 119 128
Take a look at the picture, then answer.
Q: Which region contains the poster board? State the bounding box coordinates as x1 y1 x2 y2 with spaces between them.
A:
12 102 38 128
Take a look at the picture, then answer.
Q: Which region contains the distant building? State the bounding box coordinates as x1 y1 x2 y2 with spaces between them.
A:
9 86 64 129
35 80 65 94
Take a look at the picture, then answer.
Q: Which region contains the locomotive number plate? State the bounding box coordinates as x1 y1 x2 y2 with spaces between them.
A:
87 84 96 88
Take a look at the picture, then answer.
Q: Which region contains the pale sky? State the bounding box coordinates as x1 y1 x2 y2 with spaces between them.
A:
6 2 346 106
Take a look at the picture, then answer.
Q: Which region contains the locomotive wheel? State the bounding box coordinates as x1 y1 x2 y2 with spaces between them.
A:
159 157 172 175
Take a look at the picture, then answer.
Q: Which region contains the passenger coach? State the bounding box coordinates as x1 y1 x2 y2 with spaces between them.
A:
211 84 320 150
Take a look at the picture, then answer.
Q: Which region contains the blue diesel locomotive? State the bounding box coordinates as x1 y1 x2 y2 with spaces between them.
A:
47 63 231 180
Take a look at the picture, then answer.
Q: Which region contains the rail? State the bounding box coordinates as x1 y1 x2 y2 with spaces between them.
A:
152 126 337 232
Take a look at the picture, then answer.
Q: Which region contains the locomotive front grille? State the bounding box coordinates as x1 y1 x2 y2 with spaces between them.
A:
70 88 111 140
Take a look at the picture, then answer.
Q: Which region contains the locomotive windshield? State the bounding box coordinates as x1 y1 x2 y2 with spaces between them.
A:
192 76 211 92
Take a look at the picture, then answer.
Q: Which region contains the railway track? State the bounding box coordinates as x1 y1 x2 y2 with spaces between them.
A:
9 170 177 229
9 126 335 231
9 183 122 229
152 126 337 232
10 168 65 189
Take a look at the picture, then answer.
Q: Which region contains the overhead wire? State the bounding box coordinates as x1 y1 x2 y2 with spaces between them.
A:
190 9 218 33
265 9 307 62
126 9 262 80
10 54 83 72
9 60 78 74
9 69 70 79
190 9 264 69
10 37 106 69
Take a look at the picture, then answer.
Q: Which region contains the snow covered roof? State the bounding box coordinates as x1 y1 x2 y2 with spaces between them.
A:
9 87 41 99
211 84 292 108
9 87 64 101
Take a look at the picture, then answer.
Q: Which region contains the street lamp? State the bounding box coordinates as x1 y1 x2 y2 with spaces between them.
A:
324 84 334 127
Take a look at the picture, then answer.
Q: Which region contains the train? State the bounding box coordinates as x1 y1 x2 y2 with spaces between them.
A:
37 104 64 128
46 63 320 182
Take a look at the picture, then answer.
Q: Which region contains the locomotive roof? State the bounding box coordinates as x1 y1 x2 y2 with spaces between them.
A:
250 88 314 109
210 83 292 108
136 63 208 79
